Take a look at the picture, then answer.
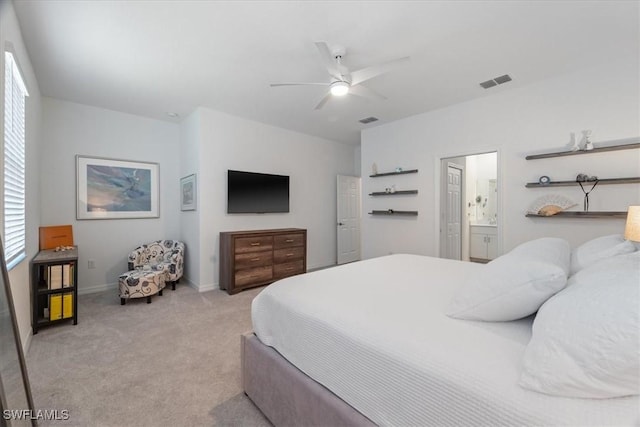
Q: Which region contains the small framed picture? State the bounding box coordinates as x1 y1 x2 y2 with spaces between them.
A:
180 174 197 211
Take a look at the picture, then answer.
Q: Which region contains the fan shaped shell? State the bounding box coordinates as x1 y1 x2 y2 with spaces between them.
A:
527 194 577 215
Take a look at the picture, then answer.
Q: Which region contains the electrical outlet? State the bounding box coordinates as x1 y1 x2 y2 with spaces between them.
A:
88 259 95 269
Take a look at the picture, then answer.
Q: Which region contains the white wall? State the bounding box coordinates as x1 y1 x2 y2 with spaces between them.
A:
188 107 355 290
353 144 362 177
179 111 200 286
1 0 42 348
362 58 640 259
40 98 180 293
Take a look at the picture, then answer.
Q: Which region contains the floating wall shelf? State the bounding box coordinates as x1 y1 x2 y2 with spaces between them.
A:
369 169 418 178
369 210 418 216
526 211 627 219
369 190 419 196
525 141 640 160
525 177 640 188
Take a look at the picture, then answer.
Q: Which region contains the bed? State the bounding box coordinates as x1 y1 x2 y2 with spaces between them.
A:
243 253 639 426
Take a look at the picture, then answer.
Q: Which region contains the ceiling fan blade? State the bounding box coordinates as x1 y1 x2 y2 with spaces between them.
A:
314 42 342 79
314 92 332 110
270 82 329 87
350 56 410 86
349 84 387 101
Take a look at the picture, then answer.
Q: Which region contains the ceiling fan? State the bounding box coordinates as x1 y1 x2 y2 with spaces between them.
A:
270 42 410 110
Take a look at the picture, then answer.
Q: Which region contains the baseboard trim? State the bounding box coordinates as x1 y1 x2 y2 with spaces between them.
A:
23 330 33 354
195 283 217 292
78 282 118 295
308 263 337 272
78 278 214 295
180 275 217 292
69 262 343 298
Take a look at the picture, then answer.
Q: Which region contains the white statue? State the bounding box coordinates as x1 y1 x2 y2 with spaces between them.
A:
568 132 580 151
580 130 593 151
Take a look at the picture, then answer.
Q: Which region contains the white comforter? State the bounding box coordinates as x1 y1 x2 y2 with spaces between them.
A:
252 254 639 426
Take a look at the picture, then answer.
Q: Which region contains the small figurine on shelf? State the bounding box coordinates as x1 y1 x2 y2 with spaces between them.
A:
390 185 396 193
395 167 403 173
567 132 580 152
579 130 593 151
372 162 378 175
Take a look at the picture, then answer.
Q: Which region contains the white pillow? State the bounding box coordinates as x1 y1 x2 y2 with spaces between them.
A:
447 238 570 321
570 234 636 275
510 237 571 276
520 251 640 398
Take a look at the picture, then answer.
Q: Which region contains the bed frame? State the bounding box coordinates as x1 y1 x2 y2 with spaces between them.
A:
241 332 375 426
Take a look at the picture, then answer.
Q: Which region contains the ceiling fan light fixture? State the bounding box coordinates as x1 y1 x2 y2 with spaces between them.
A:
330 81 349 96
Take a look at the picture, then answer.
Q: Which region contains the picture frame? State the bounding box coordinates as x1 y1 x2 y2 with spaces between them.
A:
76 155 160 220
180 174 197 211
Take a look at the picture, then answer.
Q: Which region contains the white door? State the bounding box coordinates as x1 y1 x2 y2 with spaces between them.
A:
445 165 462 260
337 175 361 264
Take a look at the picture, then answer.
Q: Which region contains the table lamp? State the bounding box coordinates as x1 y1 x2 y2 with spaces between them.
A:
624 206 640 243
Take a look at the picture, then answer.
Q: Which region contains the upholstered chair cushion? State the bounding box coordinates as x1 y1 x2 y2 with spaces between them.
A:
128 240 185 283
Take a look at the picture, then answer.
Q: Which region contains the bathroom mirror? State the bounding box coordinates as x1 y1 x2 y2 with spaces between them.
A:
0 237 36 426
474 178 497 223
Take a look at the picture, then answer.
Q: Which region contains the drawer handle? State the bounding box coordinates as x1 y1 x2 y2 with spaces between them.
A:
286 267 294 271
286 253 294 257
285 239 294 243
250 242 261 246
250 258 260 262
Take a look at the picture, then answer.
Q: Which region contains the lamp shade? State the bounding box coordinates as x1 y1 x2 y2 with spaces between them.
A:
330 81 349 96
624 206 640 242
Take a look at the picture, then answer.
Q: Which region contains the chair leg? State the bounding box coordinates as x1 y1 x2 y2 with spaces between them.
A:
121 298 126 305
172 281 176 291
147 296 152 304
159 289 163 296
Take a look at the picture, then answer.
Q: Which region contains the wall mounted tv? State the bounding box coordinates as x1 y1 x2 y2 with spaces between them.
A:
227 170 290 214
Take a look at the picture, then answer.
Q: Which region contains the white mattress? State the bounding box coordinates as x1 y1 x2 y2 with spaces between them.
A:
252 254 639 426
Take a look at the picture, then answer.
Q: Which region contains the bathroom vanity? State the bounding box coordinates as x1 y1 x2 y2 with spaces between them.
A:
469 224 498 263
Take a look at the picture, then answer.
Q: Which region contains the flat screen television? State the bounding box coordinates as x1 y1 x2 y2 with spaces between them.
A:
227 170 290 214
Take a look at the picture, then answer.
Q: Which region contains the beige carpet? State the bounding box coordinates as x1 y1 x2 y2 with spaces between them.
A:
25 285 272 426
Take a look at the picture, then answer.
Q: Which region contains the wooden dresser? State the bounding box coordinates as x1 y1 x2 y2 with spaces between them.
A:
219 228 307 294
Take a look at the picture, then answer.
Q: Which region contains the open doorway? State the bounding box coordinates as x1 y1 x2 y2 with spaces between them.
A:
439 151 499 262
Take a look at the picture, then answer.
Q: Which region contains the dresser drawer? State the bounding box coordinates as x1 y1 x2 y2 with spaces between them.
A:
235 236 273 253
235 266 273 287
274 233 304 249
235 251 273 270
273 260 304 279
273 247 304 264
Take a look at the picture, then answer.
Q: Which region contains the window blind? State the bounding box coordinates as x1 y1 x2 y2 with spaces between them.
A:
4 51 28 268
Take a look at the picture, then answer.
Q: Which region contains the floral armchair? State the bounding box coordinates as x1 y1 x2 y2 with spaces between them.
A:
128 240 185 290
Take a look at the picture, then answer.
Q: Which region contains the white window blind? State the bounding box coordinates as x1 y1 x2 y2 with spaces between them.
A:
4 51 28 268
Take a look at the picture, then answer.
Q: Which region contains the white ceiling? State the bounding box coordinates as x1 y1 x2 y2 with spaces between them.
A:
13 1 639 145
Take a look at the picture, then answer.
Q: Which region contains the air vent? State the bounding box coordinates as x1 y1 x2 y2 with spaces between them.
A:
480 80 497 89
480 74 513 89
359 116 379 124
494 74 512 84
